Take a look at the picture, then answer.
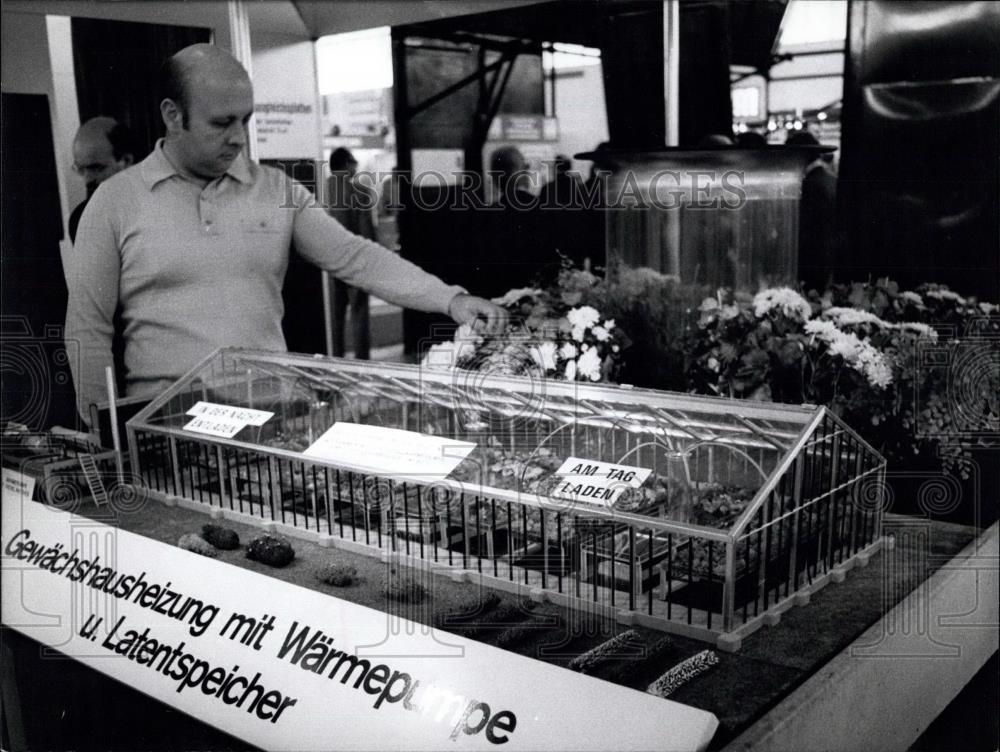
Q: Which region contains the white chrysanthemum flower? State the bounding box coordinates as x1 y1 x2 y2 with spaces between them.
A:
564 359 577 381
827 332 862 361
822 307 891 329
899 291 923 306
592 325 610 342
603 318 616 330
421 341 459 370
804 319 840 338
979 302 998 314
752 287 812 321
560 342 578 360
566 306 601 340
577 347 602 381
455 322 484 346
854 342 893 388
491 287 542 307
452 323 485 360
896 322 938 340
925 288 966 305
529 341 557 371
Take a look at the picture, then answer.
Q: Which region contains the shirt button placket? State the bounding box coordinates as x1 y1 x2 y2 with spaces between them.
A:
200 188 216 234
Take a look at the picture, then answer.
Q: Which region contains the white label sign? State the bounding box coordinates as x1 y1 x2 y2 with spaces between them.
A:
187 401 274 426
1 497 718 751
184 402 274 439
551 458 653 506
183 415 248 438
304 423 476 481
2 468 36 502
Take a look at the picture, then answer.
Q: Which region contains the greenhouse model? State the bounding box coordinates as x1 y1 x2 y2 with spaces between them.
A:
127 348 887 650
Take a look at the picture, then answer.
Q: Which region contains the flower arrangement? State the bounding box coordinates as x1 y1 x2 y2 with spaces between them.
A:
421 266 625 383
688 278 999 482
426 260 997 496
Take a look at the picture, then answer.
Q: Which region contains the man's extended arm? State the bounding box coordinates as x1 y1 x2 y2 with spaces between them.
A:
63 186 120 422
291 181 506 332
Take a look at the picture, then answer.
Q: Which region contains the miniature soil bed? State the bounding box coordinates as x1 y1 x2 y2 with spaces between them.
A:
72 496 979 748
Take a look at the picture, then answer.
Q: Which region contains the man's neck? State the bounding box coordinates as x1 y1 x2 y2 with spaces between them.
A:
161 139 212 188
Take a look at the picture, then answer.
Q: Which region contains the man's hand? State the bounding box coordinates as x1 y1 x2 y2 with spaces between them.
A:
448 293 509 336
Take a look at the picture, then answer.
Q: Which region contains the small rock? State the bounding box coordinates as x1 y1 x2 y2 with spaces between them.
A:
315 562 358 587
178 533 219 558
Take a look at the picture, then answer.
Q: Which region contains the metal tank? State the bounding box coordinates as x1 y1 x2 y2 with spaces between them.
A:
576 145 833 290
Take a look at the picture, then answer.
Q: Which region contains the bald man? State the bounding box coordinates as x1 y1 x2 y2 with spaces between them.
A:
64 44 506 419
68 117 135 242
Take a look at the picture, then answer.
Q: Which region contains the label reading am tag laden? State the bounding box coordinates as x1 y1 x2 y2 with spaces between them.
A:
551 458 652 506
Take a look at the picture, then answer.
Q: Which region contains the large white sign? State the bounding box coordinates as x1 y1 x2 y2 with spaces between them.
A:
304 423 476 481
1 497 717 751
252 40 322 160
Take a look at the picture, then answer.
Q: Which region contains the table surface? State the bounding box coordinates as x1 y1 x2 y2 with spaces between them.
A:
57 497 976 749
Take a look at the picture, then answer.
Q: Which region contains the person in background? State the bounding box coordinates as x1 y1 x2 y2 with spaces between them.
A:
65 44 505 420
326 147 374 359
478 146 555 297
736 130 768 148
696 133 735 148
68 117 136 243
787 130 838 288
538 153 579 208
538 154 590 270
579 141 614 271
376 164 402 252
488 145 537 209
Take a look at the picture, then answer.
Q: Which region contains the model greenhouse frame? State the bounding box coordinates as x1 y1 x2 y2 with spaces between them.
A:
127 348 887 650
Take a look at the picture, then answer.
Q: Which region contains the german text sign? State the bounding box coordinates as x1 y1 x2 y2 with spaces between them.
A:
184 401 274 438
551 457 652 506
1 497 717 751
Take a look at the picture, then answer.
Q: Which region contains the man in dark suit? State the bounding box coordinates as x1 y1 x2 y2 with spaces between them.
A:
788 131 838 288
68 117 136 243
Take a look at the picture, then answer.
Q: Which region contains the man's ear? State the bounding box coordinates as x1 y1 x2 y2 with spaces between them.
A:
160 98 183 133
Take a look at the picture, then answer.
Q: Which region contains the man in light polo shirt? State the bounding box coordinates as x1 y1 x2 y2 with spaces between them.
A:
64 44 506 420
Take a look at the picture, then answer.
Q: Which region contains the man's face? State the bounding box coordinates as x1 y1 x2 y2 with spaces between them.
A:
73 136 129 195
170 74 254 180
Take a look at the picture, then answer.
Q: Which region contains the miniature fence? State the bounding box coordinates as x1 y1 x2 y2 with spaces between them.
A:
130 416 884 647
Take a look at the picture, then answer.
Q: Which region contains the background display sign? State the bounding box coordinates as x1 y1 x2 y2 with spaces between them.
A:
1 496 718 751
252 41 322 159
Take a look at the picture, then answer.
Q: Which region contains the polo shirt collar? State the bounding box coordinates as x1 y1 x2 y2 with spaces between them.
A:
141 139 253 188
